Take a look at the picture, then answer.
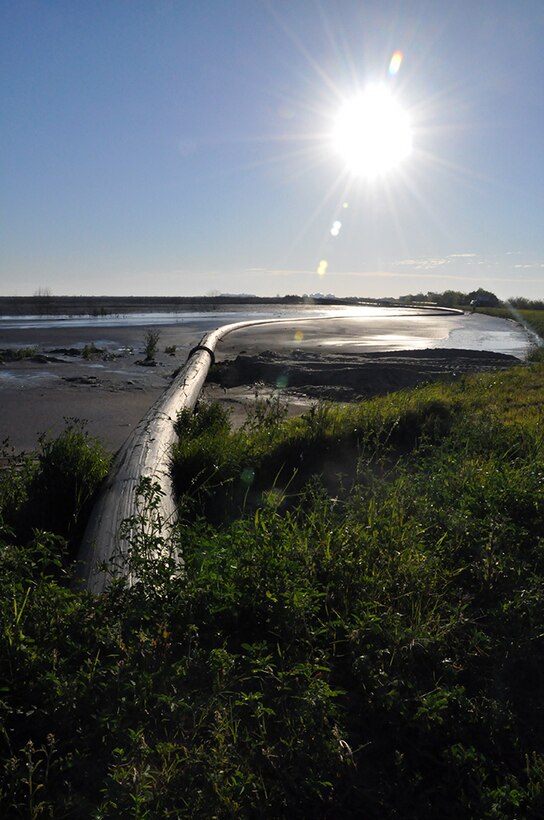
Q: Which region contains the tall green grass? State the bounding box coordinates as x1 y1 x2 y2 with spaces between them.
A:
2 365 544 816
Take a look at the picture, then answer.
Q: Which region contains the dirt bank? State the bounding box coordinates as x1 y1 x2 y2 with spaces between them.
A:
208 347 521 402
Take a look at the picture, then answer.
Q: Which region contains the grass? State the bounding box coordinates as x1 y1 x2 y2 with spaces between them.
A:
2 364 544 816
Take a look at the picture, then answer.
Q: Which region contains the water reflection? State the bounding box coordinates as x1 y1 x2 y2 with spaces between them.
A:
0 306 533 359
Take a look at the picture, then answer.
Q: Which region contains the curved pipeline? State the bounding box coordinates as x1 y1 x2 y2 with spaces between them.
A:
75 315 320 592
75 308 461 592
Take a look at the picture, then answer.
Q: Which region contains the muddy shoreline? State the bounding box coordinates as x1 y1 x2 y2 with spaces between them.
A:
0 312 530 456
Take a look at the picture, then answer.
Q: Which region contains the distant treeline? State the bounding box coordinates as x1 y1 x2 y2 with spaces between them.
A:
0 294 367 317
2 292 540 316
399 288 544 310
506 296 544 310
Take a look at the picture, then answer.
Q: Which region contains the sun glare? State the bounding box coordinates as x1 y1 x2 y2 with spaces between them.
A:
333 85 412 178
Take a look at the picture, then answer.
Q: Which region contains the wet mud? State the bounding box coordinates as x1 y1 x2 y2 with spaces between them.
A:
209 348 521 401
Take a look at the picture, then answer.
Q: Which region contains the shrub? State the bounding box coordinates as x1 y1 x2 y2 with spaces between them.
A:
144 329 161 361
82 342 101 359
15 346 36 360
16 420 110 551
3 363 544 816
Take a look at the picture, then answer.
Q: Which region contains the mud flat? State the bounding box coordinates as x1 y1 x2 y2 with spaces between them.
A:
0 310 531 455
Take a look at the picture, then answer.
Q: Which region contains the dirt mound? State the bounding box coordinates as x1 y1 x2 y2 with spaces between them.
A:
209 348 521 399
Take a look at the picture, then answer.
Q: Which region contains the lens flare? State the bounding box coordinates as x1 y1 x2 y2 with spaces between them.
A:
389 50 403 76
294 329 304 341
330 220 342 237
240 467 255 485
317 259 328 276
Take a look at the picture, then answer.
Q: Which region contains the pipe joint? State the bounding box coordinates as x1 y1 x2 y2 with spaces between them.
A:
187 344 215 365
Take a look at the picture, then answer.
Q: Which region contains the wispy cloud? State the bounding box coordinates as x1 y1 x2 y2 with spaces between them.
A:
396 257 449 269
247 267 462 279
394 252 521 270
332 270 535 282
514 263 544 269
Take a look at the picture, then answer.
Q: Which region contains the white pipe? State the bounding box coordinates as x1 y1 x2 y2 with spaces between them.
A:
75 316 320 592
75 308 461 592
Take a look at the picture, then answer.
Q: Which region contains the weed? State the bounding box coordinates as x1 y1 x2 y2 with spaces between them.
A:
1 420 110 556
82 342 102 359
0 347 37 362
108 476 184 592
174 400 231 439
242 388 288 431
143 329 161 361
16 347 37 360
2 363 544 816
2 737 58 818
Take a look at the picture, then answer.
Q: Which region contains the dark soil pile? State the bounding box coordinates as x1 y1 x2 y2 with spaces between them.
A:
209 347 521 400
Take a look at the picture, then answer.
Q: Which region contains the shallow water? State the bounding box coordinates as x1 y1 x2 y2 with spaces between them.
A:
0 370 60 383
0 307 533 364
0 305 461 332
436 314 532 358
0 307 329 331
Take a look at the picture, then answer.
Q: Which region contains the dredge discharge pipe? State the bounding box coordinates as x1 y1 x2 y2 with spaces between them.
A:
76 317 314 592
76 307 461 593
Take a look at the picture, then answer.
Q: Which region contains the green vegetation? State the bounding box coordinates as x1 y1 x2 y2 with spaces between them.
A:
506 297 544 311
399 287 501 308
82 342 102 360
2 366 544 816
0 420 110 557
399 288 544 314
15 347 38 360
143 329 161 361
0 346 38 362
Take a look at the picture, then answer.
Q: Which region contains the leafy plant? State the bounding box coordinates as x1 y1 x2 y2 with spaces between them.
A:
2 363 544 816
143 329 161 361
242 388 288 431
1 420 111 555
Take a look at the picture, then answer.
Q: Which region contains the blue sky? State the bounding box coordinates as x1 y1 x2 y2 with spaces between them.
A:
2 0 543 299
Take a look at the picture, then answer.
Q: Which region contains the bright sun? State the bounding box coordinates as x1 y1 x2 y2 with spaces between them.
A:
333 85 413 178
